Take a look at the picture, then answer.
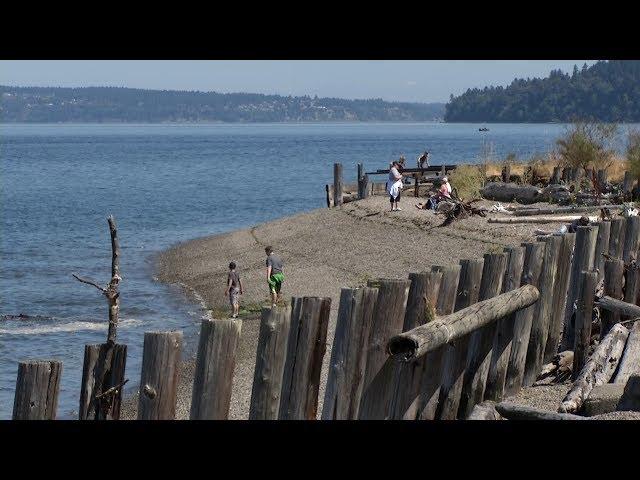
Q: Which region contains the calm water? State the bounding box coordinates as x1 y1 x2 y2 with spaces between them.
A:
0 122 619 419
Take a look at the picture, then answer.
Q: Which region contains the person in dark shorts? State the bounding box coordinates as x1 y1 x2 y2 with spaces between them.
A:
224 261 243 318
265 245 284 307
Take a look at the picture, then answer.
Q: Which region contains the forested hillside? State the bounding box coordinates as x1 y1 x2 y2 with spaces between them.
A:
445 60 640 123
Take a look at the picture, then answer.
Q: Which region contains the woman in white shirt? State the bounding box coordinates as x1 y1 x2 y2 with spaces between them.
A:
387 161 404 211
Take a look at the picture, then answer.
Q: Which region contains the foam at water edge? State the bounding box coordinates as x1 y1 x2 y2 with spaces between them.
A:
0 318 144 335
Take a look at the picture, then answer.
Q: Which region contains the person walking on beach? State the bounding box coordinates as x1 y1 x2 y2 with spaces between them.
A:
387 160 403 211
225 261 243 318
265 246 284 307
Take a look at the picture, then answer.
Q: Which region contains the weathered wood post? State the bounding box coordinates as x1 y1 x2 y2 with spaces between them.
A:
279 297 331 420
623 171 634 199
322 287 378 420
458 252 508 418
358 279 410 420
485 246 525 401
79 344 127 420
560 225 598 351
624 265 640 307
601 259 625 337
597 169 607 187
13 360 62 420
502 163 511 183
190 319 242 420
432 264 462 317
137 331 182 420
334 163 343 207
523 235 561 387
594 221 611 284
623 216 640 263
504 242 544 396
388 270 442 420
250 307 291 420
573 270 597 378
551 166 561 184
436 259 482 419
357 163 369 200
609 217 626 259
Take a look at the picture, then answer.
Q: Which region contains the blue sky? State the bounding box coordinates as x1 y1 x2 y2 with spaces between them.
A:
0 60 597 103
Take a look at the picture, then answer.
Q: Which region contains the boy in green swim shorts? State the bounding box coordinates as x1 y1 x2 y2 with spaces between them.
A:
265 245 284 307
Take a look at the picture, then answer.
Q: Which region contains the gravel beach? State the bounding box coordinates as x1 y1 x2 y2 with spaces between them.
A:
120 195 595 420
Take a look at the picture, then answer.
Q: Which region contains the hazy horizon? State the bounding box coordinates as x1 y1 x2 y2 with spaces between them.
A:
0 60 597 103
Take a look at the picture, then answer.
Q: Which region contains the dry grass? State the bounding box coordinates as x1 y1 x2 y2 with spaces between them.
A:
449 164 484 200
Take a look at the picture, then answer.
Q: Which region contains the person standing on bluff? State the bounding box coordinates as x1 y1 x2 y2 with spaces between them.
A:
265 246 285 307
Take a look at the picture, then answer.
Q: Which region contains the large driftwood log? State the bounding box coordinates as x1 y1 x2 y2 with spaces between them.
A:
613 322 640 385
480 182 544 204
488 215 599 224
509 205 621 217
559 323 630 413
496 402 587 421
387 285 540 361
596 296 640 318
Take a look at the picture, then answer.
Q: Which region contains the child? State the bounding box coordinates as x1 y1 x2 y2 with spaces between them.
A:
225 261 243 318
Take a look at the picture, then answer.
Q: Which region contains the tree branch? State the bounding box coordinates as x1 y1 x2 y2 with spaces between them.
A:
72 273 107 293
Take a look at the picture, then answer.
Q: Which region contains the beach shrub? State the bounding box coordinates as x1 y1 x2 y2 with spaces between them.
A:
556 121 618 172
627 129 640 178
449 165 484 201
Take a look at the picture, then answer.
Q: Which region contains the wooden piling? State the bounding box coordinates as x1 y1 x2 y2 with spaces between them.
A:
79 343 127 420
485 246 525 402
137 331 182 420
436 258 483 420
573 271 597 378
594 221 611 284
322 287 378 420
190 319 241 420
334 163 343 207
13 360 62 420
544 233 576 363
504 242 544 396
560 225 598 351
250 307 291 420
551 166 561 184
623 216 640 263
623 171 634 198
432 264 461 317
388 271 442 420
624 266 640 307
279 296 331 420
502 163 511 183
601 259 625 337
609 217 626 259
523 235 561 387
458 252 508 418
358 279 410 420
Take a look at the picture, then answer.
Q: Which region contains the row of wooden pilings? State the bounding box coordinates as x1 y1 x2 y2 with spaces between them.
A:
11 216 640 420
550 165 636 194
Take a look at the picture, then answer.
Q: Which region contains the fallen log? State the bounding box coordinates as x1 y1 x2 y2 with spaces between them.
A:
387 285 540 362
496 402 587 421
488 215 599 224
509 205 622 217
613 321 640 385
480 182 545 204
559 323 630 414
596 296 640 319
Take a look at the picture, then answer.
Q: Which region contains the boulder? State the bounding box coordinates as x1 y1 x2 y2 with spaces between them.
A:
583 384 626 416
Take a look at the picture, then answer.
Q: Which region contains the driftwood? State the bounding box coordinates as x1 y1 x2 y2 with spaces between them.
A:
613 322 640 385
596 296 640 319
536 350 574 385
617 375 640 411
508 205 622 217
480 182 544 204
387 285 540 362
467 400 502 420
488 215 599 224
496 402 587 421
559 323 630 413
439 199 487 226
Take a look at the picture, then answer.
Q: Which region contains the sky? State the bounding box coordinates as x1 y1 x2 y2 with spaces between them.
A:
0 60 597 103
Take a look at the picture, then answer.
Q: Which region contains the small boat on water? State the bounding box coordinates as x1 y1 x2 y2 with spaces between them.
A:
479 127 489 132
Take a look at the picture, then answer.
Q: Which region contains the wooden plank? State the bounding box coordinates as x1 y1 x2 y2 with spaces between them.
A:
601 259 625 337
79 343 127 420
559 323 629 413
458 253 508 418
435 259 481 419
13 360 62 420
137 331 182 420
544 233 576 363
560 226 599 351
279 297 331 420
250 307 291 420
367 165 457 175
523 235 561 387
190 319 242 420
358 279 410 419
573 271 597 378
504 242 545 396
613 321 640 384
322 287 378 420
388 271 442 420
485 246 525 401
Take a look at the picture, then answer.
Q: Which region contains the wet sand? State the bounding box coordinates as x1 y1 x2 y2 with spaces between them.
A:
121 195 576 420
